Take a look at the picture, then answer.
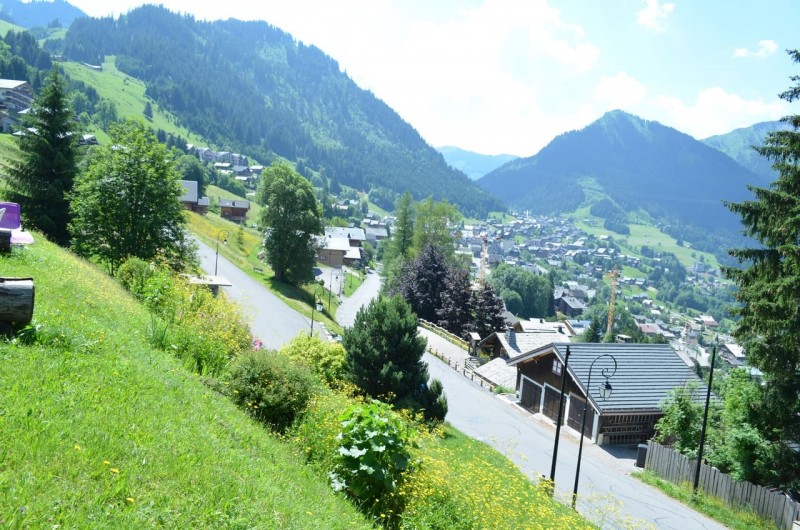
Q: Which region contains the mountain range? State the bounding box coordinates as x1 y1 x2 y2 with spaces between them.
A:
478 110 776 258
0 0 84 28
702 120 789 182
436 146 517 180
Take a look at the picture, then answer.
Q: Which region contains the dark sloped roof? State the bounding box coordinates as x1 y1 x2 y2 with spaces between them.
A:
509 342 705 414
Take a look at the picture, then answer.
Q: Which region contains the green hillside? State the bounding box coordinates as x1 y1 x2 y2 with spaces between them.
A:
0 238 371 529
702 120 790 183
57 5 502 217
61 57 205 146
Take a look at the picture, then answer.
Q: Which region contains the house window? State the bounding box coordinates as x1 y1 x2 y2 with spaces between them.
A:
552 358 563 376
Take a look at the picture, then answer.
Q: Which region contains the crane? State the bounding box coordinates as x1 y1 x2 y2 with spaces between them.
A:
606 265 619 337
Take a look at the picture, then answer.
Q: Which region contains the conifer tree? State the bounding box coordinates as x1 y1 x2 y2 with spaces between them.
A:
5 67 79 246
723 49 800 487
343 295 429 403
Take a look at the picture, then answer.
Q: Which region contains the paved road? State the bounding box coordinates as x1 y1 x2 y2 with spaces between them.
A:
336 269 383 328
424 331 726 530
195 240 318 350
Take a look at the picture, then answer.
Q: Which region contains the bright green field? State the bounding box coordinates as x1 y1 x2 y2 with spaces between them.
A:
0 237 371 529
61 57 205 146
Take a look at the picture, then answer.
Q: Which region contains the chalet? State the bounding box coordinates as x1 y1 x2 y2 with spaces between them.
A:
508 342 706 445
476 328 570 390
178 180 209 214
316 235 362 268
0 79 34 132
219 199 249 223
720 343 746 367
324 227 366 248
556 295 586 317
364 226 389 245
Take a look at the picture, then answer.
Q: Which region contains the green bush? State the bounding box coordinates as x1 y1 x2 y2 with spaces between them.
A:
330 400 417 520
228 350 322 432
281 334 347 388
116 257 155 299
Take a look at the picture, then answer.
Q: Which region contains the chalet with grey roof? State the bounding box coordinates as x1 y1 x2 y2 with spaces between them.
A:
507 342 706 445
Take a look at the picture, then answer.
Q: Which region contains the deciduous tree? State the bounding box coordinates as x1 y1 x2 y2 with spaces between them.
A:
69 119 195 274
257 162 323 284
471 282 506 339
394 243 449 323
4 67 79 246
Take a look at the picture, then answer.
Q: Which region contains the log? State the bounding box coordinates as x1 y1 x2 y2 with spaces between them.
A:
0 229 10 252
0 278 35 324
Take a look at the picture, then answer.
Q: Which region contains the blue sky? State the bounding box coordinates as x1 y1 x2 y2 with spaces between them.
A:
71 0 799 156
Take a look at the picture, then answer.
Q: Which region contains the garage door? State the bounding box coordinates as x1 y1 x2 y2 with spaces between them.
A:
520 379 541 413
542 386 566 423
567 394 595 439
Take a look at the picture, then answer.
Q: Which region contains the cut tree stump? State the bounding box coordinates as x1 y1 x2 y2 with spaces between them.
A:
0 277 35 325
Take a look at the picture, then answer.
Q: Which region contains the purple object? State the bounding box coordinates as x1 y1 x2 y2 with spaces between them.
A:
0 202 34 245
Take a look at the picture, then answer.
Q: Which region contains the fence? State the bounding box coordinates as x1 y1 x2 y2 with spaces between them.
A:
645 442 800 530
419 319 470 351
427 346 497 393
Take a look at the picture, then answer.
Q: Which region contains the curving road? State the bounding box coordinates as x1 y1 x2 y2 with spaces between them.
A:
195 240 319 349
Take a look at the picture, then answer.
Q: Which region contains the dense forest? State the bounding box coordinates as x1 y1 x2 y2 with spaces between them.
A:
52 5 502 216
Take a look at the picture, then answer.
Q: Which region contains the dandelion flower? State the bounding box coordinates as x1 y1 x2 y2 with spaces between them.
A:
103 460 110 465
73 444 81 451
110 468 120 474
126 497 135 504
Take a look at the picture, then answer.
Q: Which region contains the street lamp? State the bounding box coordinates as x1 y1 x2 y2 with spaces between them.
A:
309 283 324 337
693 345 717 496
549 345 571 486
328 268 341 311
214 229 229 276
572 353 617 510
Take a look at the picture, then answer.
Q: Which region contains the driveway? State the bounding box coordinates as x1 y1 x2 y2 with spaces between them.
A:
195 239 318 350
424 341 726 530
336 268 383 329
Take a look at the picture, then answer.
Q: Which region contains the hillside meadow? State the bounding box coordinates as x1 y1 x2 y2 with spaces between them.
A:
0 237 371 528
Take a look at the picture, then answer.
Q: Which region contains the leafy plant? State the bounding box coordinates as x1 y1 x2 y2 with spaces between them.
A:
330 400 416 519
281 334 347 389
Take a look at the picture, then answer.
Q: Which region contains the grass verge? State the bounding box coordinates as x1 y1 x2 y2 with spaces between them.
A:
0 237 371 529
634 470 779 530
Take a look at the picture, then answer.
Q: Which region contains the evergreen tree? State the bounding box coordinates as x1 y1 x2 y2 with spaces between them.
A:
471 282 506 339
257 162 323 284
175 154 208 197
342 295 429 403
70 119 195 274
723 49 800 488
389 191 414 261
436 266 473 337
581 316 602 343
547 270 557 317
395 243 449 322
143 100 153 120
4 67 79 246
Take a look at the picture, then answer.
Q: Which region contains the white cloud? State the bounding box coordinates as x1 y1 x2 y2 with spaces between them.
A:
592 72 648 109
637 0 675 32
732 39 778 59
652 87 786 139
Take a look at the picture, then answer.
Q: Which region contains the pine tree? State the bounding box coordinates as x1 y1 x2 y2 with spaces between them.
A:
436 266 473 337
389 191 414 261
5 67 79 246
471 282 506 339
581 316 602 343
342 295 429 403
722 49 800 488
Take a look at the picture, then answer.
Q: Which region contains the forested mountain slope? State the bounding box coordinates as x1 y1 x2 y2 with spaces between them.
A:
702 120 791 183
437 146 517 180
478 110 766 257
57 5 501 216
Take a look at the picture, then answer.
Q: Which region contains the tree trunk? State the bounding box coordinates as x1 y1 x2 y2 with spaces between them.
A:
0 278 35 324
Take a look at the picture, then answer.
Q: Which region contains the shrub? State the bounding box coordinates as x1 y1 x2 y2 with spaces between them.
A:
116 256 155 299
228 350 322 432
281 334 347 388
330 400 417 521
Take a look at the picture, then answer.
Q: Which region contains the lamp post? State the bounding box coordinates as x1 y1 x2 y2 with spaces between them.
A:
214 229 229 276
572 353 617 510
328 268 341 311
693 345 717 496
549 345 571 485
309 284 324 337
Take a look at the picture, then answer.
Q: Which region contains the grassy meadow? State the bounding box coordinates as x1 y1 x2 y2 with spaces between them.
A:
0 237 371 529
